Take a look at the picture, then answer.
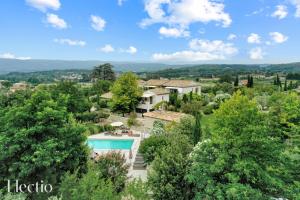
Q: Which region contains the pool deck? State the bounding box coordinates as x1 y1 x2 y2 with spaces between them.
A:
88 131 148 181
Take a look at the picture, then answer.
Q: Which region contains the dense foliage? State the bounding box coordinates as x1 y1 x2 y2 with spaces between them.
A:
95 151 129 193
91 63 116 81
148 134 193 200
187 92 299 199
111 72 142 115
0 89 88 199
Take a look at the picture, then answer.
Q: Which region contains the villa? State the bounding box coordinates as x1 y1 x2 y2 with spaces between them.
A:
137 88 169 112
101 79 201 113
10 82 28 93
140 79 201 96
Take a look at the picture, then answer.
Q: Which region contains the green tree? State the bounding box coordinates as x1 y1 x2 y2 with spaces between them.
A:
219 74 233 84
189 91 193 102
139 135 169 164
91 63 116 81
193 112 202 145
187 92 295 199
90 80 111 96
234 75 239 87
284 79 288 91
181 101 203 115
111 72 142 115
121 179 150 200
52 81 91 113
59 169 118 200
182 94 188 103
95 151 129 193
168 115 195 141
148 134 193 200
0 89 88 198
268 92 300 183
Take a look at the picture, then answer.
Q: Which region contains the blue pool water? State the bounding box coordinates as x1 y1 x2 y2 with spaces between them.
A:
87 139 134 150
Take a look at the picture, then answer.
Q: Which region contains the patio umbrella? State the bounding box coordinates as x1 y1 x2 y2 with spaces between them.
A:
110 122 124 127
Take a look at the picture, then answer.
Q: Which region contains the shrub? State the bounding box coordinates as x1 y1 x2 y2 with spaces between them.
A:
150 120 165 135
59 169 118 200
76 111 110 122
85 123 98 135
127 112 139 128
181 101 203 115
139 135 169 164
98 99 109 108
97 124 114 133
95 151 129 193
203 104 215 115
122 179 150 200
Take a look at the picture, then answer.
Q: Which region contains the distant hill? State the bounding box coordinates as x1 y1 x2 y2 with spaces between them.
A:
142 63 300 78
0 59 173 74
1 58 300 77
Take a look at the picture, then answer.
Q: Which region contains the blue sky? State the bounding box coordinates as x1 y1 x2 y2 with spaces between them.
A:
0 0 300 64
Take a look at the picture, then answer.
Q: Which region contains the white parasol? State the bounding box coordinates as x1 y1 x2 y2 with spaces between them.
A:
110 122 124 127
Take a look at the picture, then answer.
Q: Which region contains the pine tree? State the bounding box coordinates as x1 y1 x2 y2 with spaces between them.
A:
234 75 239 87
91 63 116 81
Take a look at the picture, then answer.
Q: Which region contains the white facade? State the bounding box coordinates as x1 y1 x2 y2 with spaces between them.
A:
137 91 169 112
165 86 201 95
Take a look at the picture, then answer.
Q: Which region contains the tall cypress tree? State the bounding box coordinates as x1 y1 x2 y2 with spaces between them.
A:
189 91 193 102
288 81 293 90
284 80 288 91
234 75 239 87
193 112 202 145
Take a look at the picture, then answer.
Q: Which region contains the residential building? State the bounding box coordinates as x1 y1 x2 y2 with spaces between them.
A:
10 82 28 92
140 79 201 95
137 88 169 112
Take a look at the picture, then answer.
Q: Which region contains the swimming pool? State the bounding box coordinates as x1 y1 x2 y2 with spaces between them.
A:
87 139 134 150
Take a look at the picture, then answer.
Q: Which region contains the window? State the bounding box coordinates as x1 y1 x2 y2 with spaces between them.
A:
150 97 153 104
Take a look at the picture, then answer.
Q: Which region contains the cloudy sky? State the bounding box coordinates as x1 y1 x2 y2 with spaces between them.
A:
0 0 300 64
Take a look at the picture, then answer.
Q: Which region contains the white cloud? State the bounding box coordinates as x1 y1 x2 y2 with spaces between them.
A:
159 26 189 38
0 53 31 60
272 5 288 19
118 0 126 6
26 0 60 12
100 44 115 53
46 13 67 29
141 0 231 37
246 8 264 16
90 15 106 31
290 0 300 17
269 32 288 43
227 34 237 40
124 46 138 54
247 33 261 44
189 39 238 55
249 47 264 60
153 38 238 62
54 38 86 46
153 51 224 62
